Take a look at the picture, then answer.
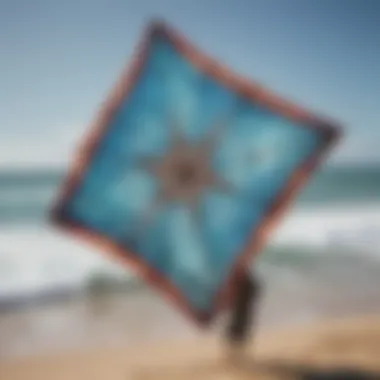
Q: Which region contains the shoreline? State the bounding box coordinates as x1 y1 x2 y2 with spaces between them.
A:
1 245 380 362
1 273 380 362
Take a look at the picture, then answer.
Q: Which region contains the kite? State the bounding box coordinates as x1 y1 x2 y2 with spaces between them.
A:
52 21 340 325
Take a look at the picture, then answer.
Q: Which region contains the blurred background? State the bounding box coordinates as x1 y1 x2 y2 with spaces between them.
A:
0 0 379 363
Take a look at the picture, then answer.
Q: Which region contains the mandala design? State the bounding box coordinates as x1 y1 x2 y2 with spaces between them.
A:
135 116 234 233
52 22 340 324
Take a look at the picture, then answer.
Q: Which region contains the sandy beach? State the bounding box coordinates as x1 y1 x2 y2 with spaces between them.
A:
1 274 380 380
1 314 380 380
2 259 380 359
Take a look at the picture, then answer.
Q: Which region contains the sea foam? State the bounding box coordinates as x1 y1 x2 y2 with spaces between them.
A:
0 203 379 299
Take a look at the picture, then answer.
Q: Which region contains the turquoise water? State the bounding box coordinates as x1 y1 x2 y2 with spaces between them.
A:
0 165 379 224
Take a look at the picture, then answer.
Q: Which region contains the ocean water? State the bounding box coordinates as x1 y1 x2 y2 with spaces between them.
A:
0 165 379 302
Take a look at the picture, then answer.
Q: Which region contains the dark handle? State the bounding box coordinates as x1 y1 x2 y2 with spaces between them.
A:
226 272 260 343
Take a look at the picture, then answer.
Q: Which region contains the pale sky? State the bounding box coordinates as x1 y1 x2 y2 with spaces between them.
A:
1 0 379 168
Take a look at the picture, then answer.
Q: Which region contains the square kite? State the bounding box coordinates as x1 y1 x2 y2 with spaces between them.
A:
52 22 340 325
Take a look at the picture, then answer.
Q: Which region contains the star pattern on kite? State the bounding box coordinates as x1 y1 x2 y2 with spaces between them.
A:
135 117 235 233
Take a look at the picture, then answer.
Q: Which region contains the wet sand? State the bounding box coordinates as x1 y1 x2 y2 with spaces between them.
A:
1 314 380 379
2 260 380 361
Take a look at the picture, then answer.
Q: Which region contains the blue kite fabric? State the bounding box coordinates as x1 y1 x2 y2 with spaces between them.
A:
52 22 340 325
